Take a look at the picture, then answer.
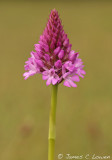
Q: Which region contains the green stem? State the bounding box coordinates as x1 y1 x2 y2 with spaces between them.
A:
48 84 58 160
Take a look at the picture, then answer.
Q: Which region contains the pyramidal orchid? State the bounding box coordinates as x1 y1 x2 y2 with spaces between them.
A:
23 9 85 87
23 9 85 160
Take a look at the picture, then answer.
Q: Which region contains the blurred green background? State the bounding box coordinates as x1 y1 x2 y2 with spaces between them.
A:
0 0 112 160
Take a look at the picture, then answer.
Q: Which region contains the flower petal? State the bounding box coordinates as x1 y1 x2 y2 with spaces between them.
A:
23 71 36 80
69 80 77 87
55 60 62 68
71 75 80 82
46 77 52 86
54 46 60 55
58 50 64 59
42 75 49 80
52 78 58 85
63 80 71 87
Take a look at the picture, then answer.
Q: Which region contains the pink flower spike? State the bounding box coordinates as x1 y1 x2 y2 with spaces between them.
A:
23 9 85 87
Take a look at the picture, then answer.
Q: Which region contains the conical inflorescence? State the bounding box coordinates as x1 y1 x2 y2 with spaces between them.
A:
23 9 85 87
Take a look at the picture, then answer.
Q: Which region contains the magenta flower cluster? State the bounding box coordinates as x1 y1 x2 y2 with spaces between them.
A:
23 9 85 87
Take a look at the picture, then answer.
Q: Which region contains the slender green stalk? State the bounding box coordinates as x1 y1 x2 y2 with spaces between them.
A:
48 84 58 160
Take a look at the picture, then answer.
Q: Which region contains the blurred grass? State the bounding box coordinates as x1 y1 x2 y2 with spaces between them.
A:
0 0 112 160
